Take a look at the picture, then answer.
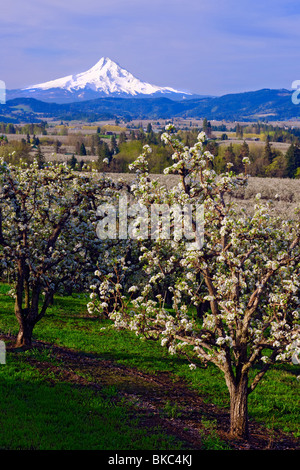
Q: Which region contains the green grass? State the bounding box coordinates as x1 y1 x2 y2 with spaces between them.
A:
0 283 299 450
0 354 183 450
199 419 232 450
0 287 187 450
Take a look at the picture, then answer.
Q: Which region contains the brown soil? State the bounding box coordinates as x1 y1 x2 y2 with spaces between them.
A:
2 333 299 451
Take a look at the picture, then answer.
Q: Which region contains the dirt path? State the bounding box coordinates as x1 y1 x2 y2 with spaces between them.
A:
3 334 299 451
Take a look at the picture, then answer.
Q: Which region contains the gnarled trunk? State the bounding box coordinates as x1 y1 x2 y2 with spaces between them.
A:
14 286 52 349
228 374 249 440
14 271 43 348
15 319 35 348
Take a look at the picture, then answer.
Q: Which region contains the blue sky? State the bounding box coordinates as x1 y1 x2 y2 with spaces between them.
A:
1 0 300 95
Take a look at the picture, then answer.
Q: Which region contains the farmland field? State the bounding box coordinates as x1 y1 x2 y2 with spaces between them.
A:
103 173 300 219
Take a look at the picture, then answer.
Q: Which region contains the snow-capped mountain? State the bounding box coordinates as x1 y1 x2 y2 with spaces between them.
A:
9 57 193 103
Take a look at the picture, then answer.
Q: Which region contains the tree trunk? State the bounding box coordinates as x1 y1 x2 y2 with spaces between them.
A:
48 290 54 306
229 374 249 439
15 319 34 349
196 300 210 319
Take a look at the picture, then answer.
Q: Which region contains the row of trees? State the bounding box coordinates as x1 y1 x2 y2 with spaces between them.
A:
0 122 48 135
234 122 300 144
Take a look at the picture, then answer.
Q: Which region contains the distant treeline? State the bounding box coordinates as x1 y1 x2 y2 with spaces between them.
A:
1 120 300 178
233 122 300 144
0 121 48 135
98 123 300 178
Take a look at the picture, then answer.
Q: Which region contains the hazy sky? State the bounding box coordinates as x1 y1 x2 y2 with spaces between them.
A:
1 0 300 95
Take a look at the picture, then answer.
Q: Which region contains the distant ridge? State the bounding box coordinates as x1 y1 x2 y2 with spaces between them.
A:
2 88 299 123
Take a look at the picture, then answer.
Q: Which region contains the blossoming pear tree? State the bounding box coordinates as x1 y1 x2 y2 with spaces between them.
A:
0 159 116 348
90 126 300 440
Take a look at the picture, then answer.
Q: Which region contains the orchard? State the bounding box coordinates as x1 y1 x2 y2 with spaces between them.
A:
0 126 299 442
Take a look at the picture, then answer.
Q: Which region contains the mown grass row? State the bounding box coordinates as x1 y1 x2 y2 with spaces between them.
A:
0 354 187 450
0 284 299 450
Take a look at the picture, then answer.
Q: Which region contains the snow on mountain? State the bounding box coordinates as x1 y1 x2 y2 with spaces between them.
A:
22 57 191 100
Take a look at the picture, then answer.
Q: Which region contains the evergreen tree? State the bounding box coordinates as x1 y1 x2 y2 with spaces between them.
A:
130 130 136 141
35 145 45 169
54 140 61 154
111 134 119 154
79 142 87 156
206 120 212 137
202 118 212 137
236 123 243 139
92 133 101 149
235 141 250 173
32 135 40 146
264 135 274 164
146 123 153 134
146 125 157 145
118 132 127 145
137 128 146 143
97 141 112 164
224 143 236 166
285 143 300 178
69 154 78 170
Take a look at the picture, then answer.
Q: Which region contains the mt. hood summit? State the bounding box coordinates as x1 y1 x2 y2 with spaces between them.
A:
10 57 192 103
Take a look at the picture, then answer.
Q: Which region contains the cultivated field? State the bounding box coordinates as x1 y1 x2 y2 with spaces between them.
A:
103 173 300 219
